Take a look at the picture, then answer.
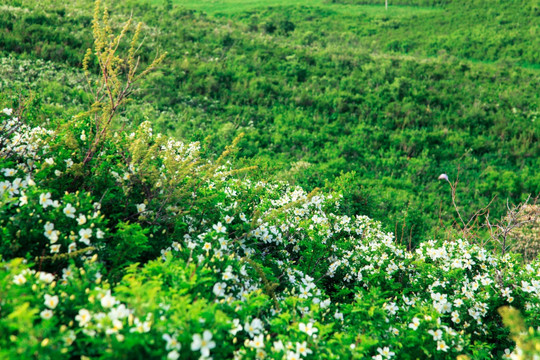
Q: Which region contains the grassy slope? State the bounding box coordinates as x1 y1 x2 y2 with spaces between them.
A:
0 0 538 246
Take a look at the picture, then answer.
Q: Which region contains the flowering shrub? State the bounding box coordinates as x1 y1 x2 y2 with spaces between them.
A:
1 106 540 360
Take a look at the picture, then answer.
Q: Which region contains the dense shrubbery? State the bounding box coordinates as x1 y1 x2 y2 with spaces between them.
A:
1 1 539 358
1 102 540 359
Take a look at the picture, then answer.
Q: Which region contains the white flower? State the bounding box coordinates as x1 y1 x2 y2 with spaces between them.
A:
75 309 92 327
428 329 443 341
377 346 395 358
296 341 312 356
163 333 181 351
213 282 226 297
286 351 301 360
2 108 13 116
224 215 234 224
249 334 265 348
438 174 449 181
44 294 59 309
230 319 242 335
79 228 92 245
41 309 54 320
63 203 76 218
44 222 59 243
167 351 180 360
191 330 216 357
136 203 146 213
39 192 53 208
408 317 420 330
299 322 318 336
65 158 74 168
245 318 264 338
13 274 26 285
100 291 116 308
80 131 87 141
2 168 16 176
77 214 87 225
51 244 61 253
273 340 285 352
436 340 449 352
45 158 55 165
212 222 226 233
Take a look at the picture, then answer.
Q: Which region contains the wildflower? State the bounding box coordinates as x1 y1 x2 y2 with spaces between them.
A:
230 319 242 335
167 351 180 360
203 242 212 251
2 108 13 116
51 244 61 253
41 309 54 320
77 214 87 225
436 340 449 352
191 330 216 357
245 318 264 337
75 309 91 327
212 222 226 233
136 203 146 213
100 291 116 308
13 274 26 285
63 203 76 218
44 222 59 243
2 168 16 176
213 282 226 297
428 329 443 341
224 215 234 224
44 294 59 309
163 333 181 350
299 322 318 336
408 317 420 330
79 228 92 246
19 193 28 206
296 341 312 356
438 174 449 181
249 334 265 348
45 158 55 165
39 192 53 208
286 351 301 360
377 346 395 358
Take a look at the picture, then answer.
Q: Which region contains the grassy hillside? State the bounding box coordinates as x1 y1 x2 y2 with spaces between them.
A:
1 0 540 359
2 0 537 245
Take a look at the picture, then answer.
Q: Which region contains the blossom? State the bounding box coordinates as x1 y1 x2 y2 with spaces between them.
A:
296 341 312 356
41 309 54 320
2 168 16 176
2 108 13 116
167 351 180 360
39 192 53 208
299 322 318 336
224 215 234 224
377 346 395 358
230 319 242 335
65 158 74 168
79 228 92 245
136 203 146 213
44 222 59 243
163 333 181 351
245 318 264 337
408 317 420 330
101 291 116 308
212 222 226 233
44 294 59 309
286 351 301 360
75 309 92 327
191 330 216 357
77 214 87 225
436 340 449 352
13 274 26 285
51 244 61 253
249 334 265 348
213 282 226 297
63 203 76 218
438 174 449 181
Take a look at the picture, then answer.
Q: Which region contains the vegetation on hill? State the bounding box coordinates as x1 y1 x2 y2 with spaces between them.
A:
0 0 539 359
1 0 538 246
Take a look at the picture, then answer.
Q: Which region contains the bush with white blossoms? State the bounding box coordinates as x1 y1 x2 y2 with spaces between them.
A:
1 97 540 360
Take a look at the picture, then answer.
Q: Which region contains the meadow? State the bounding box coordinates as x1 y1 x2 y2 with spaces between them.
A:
0 0 539 358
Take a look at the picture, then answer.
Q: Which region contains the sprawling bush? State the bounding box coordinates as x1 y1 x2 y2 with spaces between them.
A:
1 104 540 359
